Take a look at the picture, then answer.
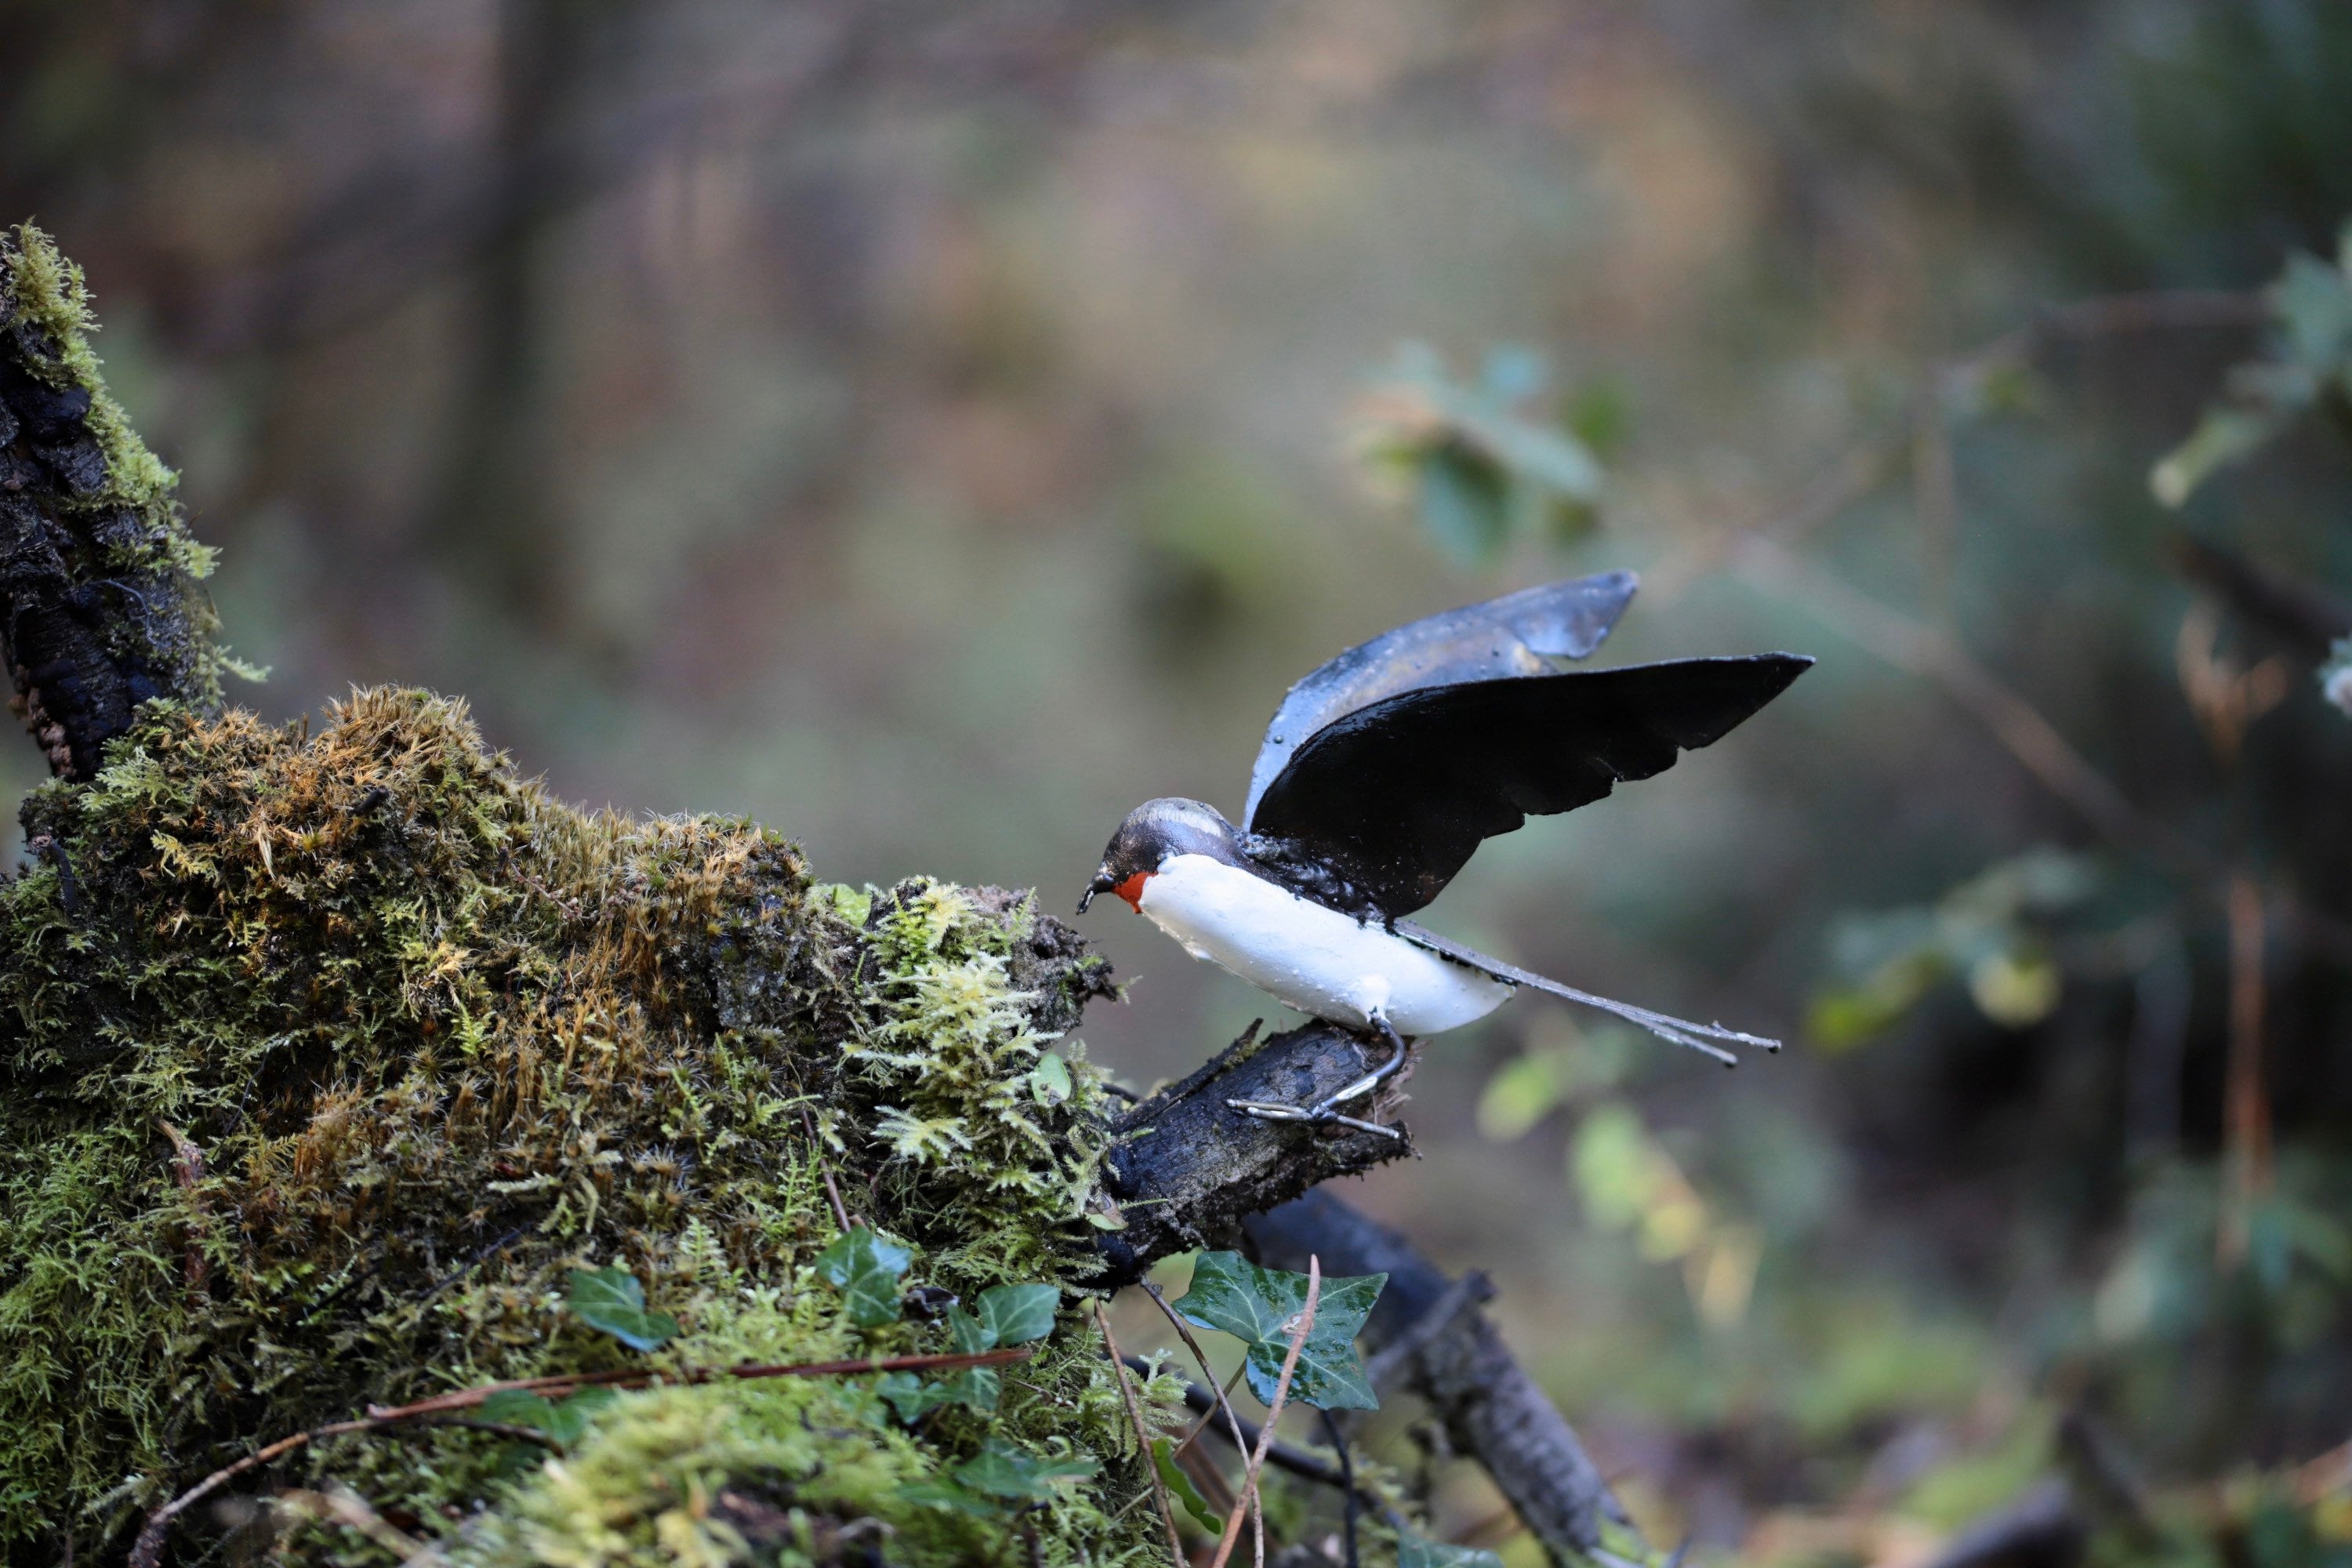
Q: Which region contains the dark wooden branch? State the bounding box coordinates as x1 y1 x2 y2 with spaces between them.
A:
2169 532 2352 663
1095 1021 1415 1283
1245 1189 1633 1566
1 225 223 780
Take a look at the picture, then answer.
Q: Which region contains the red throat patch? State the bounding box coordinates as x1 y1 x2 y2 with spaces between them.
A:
1113 871 1152 913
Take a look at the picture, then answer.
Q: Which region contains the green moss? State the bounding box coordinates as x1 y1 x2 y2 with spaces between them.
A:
0 691 1159 1565
0 223 179 520
0 223 231 719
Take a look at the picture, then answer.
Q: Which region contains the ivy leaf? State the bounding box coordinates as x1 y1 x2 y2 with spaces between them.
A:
974 1283 1059 1347
565 1266 680 1352
953 1438 1098 1501
876 1367 997 1421
946 1304 993 1355
940 1365 1000 1413
478 1386 619 1448
818 1228 913 1328
1175 1250 1386 1412
1396 1531 1507 1568
1153 1437 1224 1533
877 1371 958 1425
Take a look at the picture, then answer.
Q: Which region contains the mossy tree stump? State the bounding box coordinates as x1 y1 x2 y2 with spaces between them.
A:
1 223 1620 1568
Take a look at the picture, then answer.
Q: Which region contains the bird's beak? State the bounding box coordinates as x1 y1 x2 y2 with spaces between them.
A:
1076 869 1114 916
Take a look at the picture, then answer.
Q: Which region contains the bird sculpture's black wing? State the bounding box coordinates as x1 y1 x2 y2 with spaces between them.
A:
1246 654 1813 916
1241 572 1639 825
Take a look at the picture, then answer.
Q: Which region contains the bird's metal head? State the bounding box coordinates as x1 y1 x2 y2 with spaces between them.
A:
1076 797 1240 915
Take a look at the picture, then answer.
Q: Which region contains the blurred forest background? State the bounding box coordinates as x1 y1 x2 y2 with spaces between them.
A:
5 0 2351 1563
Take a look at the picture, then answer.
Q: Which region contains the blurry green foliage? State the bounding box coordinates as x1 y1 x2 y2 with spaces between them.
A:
564 1265 682 1353
2154 222 2352 506
901 1436 1098 1515
1809 850 2100 1049
476 1387 620 1451
1571 1102 1761 1328
1899 1415 2053 1531
2095 1165 2352 1353
1473 1023 1635 1142
1395 1531 1508 1568
1352 343 1606 564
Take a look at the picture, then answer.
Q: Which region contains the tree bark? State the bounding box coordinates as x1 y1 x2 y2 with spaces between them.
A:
2 226 225 779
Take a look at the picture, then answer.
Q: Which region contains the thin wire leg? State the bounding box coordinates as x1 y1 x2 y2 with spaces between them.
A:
1226 1014 1411 1140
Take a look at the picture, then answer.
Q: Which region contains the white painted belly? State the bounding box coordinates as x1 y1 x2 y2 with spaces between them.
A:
1135 854 1512 1036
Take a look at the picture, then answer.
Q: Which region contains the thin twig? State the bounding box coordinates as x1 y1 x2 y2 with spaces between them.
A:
1169 1362 1251 1462
1150 1359 1399 1518
2220 874 2271 1265
1098 1301 1186 1563
798 1105 858 1232
155 1118 210 1293
1209 1256 1320 1568
373 1345 1032 1417
1737 537 2199 859
134 1421 376 1568
1144 1283 1255 1468
1321 1409 1360 1568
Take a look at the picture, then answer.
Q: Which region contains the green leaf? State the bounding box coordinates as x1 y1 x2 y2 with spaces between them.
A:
1965 949 2062 1028
877 1367 998 1421
2151 232 2352 506
477 1389 561 1432
974 1283 1059 1347
1174 1250 1386 1411
1475 1051 1568 1142
940 1364 1000 1413
2151 404 2288 506
1396 1530 1507 1568
817 1227 913 1329
1417 445 1511 565
953 1438 1098 1501
1153 1437 1225 1533
478 1386 618 1448
946 1304 993 1355
565 1265 680 1352
1029 1051 1073 1105
876 1371 956 1425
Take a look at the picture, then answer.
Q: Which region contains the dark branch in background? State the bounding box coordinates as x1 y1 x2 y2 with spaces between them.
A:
0 226 225 779
1247 1189 1635 1567
1095 1020 1417 1281
2168 532 2352 662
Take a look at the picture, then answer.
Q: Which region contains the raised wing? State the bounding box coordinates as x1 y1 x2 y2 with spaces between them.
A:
1242 573 1639 825
1247 654 1813 916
